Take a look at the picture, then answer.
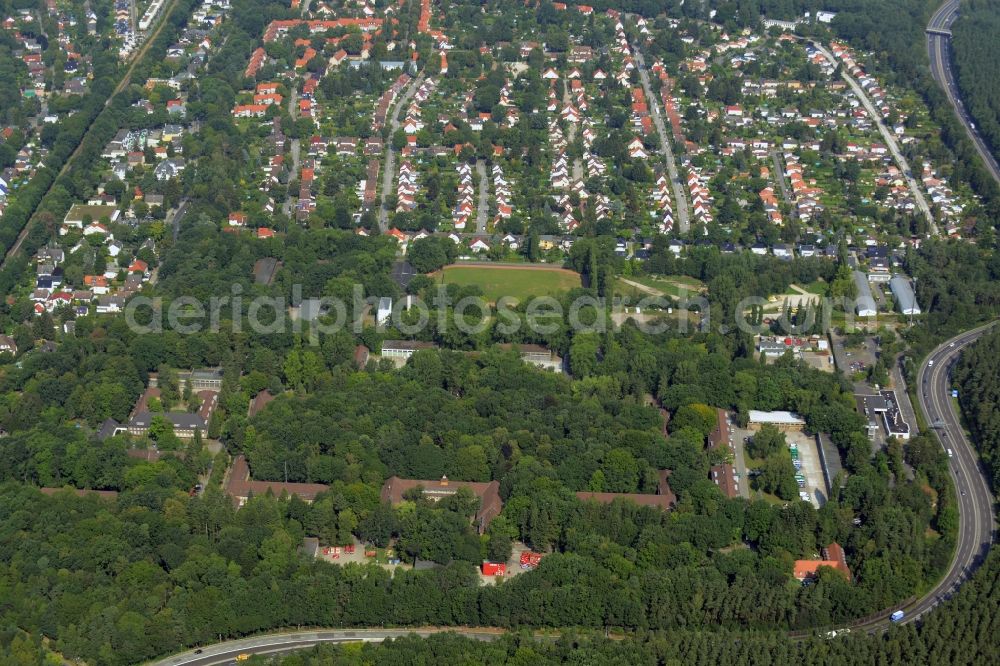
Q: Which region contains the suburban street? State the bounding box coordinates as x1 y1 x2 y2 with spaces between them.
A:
475 158 488 234
633 46 690 232
0 0 183 270
148 628 502 665
559 83 585 183
283 138 300 217
926 0 1000 186
170 198 190 242
770 149 792 206
379 74 424 232
810 41 937 235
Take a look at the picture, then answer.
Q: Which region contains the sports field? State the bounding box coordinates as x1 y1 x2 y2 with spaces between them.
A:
440 264 581 302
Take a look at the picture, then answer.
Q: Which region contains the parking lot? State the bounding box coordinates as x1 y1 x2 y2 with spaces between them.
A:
800 350 836 373
787 430 828 508
830 332 879 383
727 424 754 499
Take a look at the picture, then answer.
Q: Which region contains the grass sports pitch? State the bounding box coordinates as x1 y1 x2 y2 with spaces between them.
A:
439 264 582 302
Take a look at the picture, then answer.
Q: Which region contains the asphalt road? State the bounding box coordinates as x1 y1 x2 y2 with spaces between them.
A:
866 323 997 628
378 74 424 232
170 199 190 242
889 354 919 444
147 628 502 665
633 46 690 233
770 149 793 206
926 1 1000 186
475 158 488 234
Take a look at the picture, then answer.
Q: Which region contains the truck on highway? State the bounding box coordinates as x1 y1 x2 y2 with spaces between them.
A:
890 610 905 623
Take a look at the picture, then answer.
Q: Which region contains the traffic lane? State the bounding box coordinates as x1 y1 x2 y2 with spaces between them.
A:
842 327 992 632
911 360 969 619
931 361 982 572
153 630 503 665
926 4 1000 183
927 333 993 539
890 359 918 434
909 325 995 622
158 633 368 666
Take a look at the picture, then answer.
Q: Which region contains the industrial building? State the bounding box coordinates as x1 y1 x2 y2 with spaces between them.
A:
852 271 877 317
748 410 806 431
889 275 921 315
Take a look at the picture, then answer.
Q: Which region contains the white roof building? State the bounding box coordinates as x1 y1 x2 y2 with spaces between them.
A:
748 410 806 427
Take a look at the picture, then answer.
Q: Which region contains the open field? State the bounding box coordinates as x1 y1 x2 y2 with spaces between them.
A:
439 264 581 302
786 280 828 296
615 274 706 299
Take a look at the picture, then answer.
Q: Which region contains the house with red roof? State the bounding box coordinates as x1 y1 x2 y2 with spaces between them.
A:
232 104 267 118
793 543 852 582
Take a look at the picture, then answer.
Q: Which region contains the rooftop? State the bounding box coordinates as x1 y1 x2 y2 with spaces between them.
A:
380 475 502 533
225 455 330 505
748 410 806 425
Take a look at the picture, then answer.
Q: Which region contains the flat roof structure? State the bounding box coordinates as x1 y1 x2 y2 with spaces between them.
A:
748 410 806 426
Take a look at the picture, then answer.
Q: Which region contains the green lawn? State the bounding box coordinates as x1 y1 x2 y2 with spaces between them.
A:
440 265 581 302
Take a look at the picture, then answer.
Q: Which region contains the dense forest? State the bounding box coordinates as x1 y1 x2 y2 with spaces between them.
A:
952 0 1000 168
0 331 957 663
235 547 1000 666
903 239 1000 343
955 328 1000 493
0 0 997 663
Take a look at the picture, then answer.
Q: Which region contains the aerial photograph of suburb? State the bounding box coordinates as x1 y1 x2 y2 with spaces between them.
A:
0 0 997 663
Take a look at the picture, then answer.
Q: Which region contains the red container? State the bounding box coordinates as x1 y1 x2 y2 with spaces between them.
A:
481 562 506 576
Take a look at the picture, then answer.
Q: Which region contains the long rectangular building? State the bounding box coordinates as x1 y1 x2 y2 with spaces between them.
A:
889 275 920 315
225 455 330 507
575 470 676 509
853 271 877 317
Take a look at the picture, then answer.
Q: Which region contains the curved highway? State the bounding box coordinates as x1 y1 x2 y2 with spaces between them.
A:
909 324 996 620
926 1 1000 185
843 324 996 633
147 628 503 665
